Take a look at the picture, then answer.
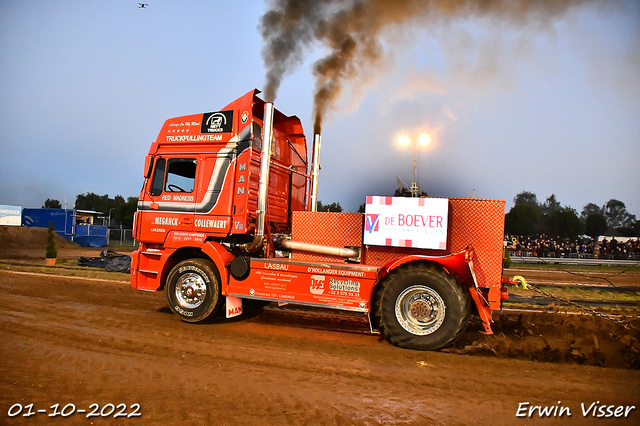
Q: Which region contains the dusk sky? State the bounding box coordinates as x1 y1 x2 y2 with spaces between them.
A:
1 0 638 217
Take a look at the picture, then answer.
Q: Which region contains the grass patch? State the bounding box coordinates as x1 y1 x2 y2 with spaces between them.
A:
506 263 640 274
0 259 129 282
502 302 640 316
509 285 640 303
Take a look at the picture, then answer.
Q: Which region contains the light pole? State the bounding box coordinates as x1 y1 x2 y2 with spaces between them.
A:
107 208 115 246
398 134 430 197
108 208 115 228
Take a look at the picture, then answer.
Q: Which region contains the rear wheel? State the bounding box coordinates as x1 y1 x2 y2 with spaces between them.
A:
166 259 222 322
374 262 471 350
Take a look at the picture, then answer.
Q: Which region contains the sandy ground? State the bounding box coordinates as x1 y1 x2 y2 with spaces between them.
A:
1 227 639 425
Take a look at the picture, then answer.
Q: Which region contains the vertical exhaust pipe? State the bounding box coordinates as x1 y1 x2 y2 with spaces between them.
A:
310 133 321 212
245 102 275 252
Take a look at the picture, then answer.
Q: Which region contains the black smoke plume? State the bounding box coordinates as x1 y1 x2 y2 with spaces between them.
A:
260 0 597 134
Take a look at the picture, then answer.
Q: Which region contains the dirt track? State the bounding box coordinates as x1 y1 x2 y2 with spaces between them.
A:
1 267 639 425
1 227 639 425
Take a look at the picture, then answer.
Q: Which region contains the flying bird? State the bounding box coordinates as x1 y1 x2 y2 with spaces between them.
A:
138 3 148 8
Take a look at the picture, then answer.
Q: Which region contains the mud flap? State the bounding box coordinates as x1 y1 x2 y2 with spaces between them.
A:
225 296 243 318
468 259 494 335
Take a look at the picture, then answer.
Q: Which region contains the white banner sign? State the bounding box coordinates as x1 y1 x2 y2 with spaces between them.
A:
363 196 448 250
0 205 22 226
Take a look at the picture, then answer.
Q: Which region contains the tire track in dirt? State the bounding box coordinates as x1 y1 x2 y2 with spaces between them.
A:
0 271 445 424
2 270 640 425
505 267 640 288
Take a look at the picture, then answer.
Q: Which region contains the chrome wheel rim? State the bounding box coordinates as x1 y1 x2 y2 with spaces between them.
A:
395 285 446 335
175 273 207 309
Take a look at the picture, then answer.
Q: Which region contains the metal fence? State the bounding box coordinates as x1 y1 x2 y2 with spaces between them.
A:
507 250 640 267
107 228 138 247
507 250 640 261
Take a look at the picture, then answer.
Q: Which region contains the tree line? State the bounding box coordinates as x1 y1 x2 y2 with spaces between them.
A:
42 190 638 238
43 194 137 229
44 194 340 228
505 191 638 238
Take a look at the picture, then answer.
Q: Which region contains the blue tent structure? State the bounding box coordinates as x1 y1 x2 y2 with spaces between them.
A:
21 208 108 247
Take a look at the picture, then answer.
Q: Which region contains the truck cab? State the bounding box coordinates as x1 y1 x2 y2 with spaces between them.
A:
134 89 307 246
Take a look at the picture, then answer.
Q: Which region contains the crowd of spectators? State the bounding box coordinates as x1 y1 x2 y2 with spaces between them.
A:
505 234 640 260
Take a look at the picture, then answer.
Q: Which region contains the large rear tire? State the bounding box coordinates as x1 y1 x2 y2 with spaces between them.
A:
374 262 471 350
166 259 222 323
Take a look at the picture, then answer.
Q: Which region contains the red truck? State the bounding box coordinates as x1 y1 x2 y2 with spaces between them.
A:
131 89 509 350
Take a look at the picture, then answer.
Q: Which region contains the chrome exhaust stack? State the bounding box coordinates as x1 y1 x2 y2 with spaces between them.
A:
274 236 360 261
309 133 322 212
245 102 275 252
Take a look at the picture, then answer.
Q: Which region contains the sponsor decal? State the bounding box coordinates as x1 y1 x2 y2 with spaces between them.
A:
227 306 242 316
194 218 227 229
160 194 192 201
275 273 295 282
154 217 178 226
166 121 201 134
172 195 194 201
264 262 289 271
329 278 361 293
201 110 233 133
397 214 443 227
0 205 21 226
278 294 295 300
226 296 243 318
365 213 381 233
171 232 206 243
363 196 449 250
310 275 325 295
306 266 366 278
166 134 223 142
169 121 200 127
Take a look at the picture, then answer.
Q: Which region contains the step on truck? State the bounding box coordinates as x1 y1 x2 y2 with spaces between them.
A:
131 89 509 350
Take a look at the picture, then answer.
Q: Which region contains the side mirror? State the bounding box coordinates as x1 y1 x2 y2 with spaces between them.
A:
143 155 153 179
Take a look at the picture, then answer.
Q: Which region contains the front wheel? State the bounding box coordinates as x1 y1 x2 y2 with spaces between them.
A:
374 262 471 350
166 259 222 322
